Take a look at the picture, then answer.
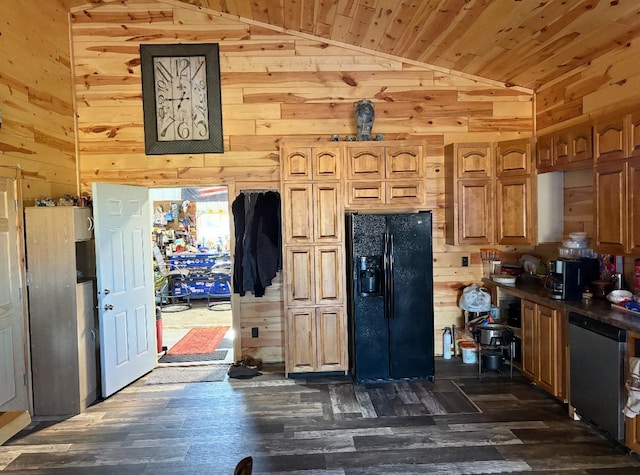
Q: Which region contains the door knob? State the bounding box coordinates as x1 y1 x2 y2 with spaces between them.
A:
103 289 111 295
104 304 114 311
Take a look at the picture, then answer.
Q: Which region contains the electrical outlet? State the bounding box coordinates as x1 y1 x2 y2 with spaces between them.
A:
251 327 259 338
462 256 469 267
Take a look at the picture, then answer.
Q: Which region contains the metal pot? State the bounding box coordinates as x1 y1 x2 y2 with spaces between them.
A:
473 324 513 346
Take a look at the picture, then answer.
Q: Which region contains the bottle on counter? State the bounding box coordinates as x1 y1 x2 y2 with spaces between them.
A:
443 327 452 360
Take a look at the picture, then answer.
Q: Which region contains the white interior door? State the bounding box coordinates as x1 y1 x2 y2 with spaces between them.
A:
0 178 28 411
93 183 155 397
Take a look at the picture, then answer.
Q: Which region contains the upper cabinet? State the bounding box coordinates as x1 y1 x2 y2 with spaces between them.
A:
281 145 342 181
595 114 626 163
344 141 425 208
591 110 640 255
446 139 535 246
496 138 531 176
536 121 593 172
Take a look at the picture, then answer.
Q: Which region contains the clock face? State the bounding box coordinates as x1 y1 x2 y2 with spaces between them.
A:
152 56 209 142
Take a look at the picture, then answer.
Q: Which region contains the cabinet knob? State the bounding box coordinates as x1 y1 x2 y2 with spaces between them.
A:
104 304 114 311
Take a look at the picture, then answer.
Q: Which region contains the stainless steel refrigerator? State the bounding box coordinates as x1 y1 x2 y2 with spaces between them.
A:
346 211 434 383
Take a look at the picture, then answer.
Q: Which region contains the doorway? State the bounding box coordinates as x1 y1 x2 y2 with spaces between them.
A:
150 186 233 365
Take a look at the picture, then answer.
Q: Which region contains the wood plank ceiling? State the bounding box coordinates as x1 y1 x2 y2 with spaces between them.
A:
164 0 640 91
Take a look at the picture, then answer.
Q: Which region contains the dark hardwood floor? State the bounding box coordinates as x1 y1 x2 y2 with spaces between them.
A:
2 358 639 474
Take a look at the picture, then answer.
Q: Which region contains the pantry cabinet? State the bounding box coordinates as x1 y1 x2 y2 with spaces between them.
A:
281 143 347 375
445 139 534 246
25 207 98 416
520 299 565 400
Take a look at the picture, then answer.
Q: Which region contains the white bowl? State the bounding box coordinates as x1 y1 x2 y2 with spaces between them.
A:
492 274 516 285
607 290 633 304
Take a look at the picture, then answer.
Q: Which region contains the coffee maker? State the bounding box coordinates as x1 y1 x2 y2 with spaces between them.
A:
548 259 583 300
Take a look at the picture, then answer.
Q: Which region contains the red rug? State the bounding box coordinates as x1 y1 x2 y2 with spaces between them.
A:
167 326 229 355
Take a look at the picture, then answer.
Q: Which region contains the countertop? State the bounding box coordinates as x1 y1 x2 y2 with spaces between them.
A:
482 276 640 334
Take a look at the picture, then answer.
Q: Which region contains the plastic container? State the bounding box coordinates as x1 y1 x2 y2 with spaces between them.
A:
460 341 478 364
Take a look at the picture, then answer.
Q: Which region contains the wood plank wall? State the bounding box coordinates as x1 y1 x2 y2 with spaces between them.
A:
0 1 77 199
66 0 535 360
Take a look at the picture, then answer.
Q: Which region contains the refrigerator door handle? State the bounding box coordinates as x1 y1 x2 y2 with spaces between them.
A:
388 233 395 319
383 232 390 319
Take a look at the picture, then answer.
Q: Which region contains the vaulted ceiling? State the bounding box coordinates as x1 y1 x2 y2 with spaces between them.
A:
70 0 640 91
169 0 640 91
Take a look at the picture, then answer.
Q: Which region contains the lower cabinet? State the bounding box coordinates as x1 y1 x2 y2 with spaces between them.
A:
286 307 347 374
521 300 566 400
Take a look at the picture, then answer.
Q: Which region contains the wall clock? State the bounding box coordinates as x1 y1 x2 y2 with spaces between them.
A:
140 43 223 155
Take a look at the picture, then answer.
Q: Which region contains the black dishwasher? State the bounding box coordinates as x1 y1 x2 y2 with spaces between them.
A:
568 313 627 442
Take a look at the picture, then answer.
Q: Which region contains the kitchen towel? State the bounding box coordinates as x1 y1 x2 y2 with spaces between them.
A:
623 357 640 418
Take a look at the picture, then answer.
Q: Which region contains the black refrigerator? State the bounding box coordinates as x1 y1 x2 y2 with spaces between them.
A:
346 211 434 383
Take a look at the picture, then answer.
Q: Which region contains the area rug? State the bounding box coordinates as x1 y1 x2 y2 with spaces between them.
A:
144 364 230 385
167 326 229 355
159 349 228 363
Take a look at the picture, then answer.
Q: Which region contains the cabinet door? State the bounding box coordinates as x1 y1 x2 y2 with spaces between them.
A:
628 158 640 254
521 300 536 380
385 145 423 179
345 181 384 207
346 147 384 180
536 135 553 170
77 281 97 410
315 307 347 372
629 111 640 159
594 161 627 255
594 114 626 162
284 247 315 306
496 138 531 176
569 123 593 164
315 246 343 305
283 183 314 244
314 183 342 242
385 180 425 206
73 207 93 241
456 143 492 178
496 176 532 245
456 179 494 245
282 146 312 181
553 132 570 168
313 147 341 180
286 308 316 373
536 305 558 396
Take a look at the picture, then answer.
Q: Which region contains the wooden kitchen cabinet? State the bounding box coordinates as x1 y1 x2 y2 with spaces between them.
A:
446 140 534 246
536 134 554 170
595 113 627 163
345 141 425 208
282 182 342 244
285 306 347 373
594 156 640 255
281 145 342 181
496 175 533 245
454 179 494 245
594 160 627 255
521 300 536 380
281 142 347 376
284 245 343 307
520 299 565 400
496 138 531 176
25 207 98 416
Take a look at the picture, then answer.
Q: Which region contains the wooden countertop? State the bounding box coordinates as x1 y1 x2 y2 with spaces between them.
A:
482 277 640 334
